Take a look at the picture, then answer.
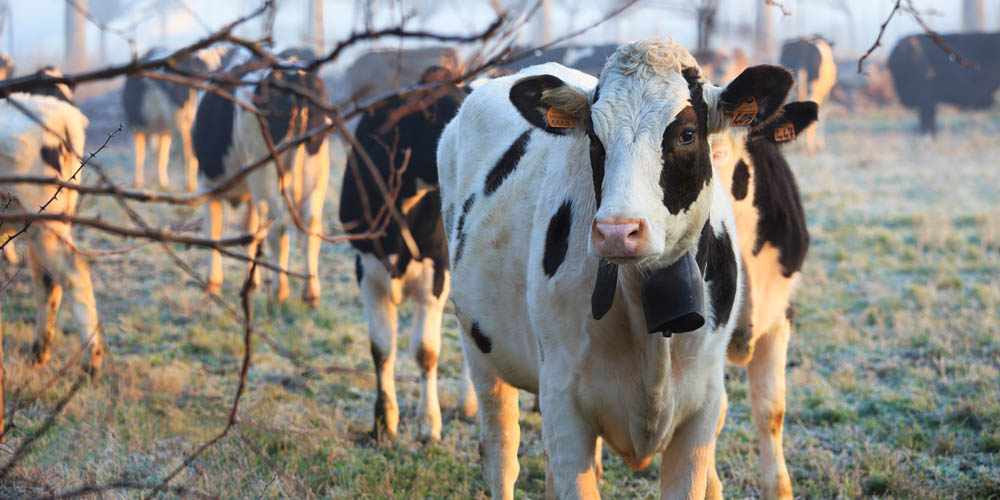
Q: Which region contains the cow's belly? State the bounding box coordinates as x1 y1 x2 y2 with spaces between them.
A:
449 207 541 392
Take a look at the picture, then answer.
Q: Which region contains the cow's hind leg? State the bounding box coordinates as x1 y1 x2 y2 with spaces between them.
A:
748 318 793 500
359 254 400 441
206 199 224 292
133 132 146 189
468 350 520 500
918 102 937 136
458 357 478 419
155 132 172 188
27 248 62 368
410 261 449 442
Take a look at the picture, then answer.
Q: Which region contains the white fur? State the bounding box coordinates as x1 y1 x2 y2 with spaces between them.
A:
439 39 748 499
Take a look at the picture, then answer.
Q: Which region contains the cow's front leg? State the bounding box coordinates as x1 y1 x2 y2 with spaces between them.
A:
659 390 723 500
540 384 599 500
27 247 62 368
706 390 728 500
411 261 448 442
748 319 793 500
467 347 520 500
359 256 400 441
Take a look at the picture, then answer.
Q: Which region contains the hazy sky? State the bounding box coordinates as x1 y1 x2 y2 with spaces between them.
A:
5 0 999 73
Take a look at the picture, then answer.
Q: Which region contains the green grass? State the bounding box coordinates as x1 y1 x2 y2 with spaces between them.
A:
1 107 999 498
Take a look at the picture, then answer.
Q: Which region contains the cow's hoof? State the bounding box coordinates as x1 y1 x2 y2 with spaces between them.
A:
302 291 320 309
30 341 51 368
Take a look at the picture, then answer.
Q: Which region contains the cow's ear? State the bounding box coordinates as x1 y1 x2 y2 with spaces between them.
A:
509 75 590 135
713 65 793 132
749 101 818 145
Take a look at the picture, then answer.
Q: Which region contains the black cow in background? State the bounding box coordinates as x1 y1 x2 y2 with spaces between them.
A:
340 66 476 442
193 49 332 306
889 32 1000 135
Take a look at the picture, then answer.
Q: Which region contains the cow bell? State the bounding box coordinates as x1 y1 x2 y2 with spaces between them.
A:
641 251 705 337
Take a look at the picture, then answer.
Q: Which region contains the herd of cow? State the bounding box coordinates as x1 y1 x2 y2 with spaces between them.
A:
1 30 998 499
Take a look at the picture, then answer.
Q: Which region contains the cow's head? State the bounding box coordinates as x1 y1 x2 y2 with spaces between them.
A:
510 39 793 268
27 66 75 105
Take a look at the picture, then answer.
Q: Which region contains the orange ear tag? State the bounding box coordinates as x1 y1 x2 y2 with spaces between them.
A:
730 97 758 127
546 107 576 128
774 122 795 142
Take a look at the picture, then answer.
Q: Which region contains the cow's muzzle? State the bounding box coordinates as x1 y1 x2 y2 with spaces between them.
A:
592 218 650 260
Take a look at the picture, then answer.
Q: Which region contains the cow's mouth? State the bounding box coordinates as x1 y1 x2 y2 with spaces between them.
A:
591 252 706 336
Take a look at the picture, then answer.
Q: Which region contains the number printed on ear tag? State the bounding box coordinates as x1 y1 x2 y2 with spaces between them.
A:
730 97 758 127
774 122 795 142
547 107 576 128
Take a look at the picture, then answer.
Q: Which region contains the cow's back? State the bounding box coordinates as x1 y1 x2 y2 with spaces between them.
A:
889 32 1000 109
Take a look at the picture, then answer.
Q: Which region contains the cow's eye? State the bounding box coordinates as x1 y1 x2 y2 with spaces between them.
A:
679 129 695 145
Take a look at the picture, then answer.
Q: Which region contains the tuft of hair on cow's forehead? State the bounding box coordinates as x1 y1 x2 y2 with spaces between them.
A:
592 39 708 136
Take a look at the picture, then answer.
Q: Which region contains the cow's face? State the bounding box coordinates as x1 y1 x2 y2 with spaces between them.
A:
510 40 793 269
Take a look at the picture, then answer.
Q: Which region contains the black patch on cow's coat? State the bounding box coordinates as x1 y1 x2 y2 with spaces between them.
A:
746 140 810 277
484 130 531 196
719 65 794 128
586 127 606 207
591 259 618 320
509 74 577 135
660 102 712 215
193 90 235 180
470 322 492 354
432 261 447 299
25 68 75 104
542 200 572 277
731 160 750 200
339 75 465 280
40 146 62 173
41 271 54 291
122 77 148 128
695 220 738 329
452 193 476 266
354 254 364 284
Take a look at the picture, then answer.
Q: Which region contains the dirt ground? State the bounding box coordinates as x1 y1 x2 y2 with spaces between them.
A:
0 103 998 498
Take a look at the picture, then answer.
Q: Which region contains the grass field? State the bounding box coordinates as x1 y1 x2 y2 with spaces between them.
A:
1 105 998 499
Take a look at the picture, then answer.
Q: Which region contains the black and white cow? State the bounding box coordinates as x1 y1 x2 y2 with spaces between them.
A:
438 39 795 498
0 90 103 376
123 47 227 191
193 51 331 305
779 37 835 152
709 101 817 499
340 66 475 442
888 32 1000 135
